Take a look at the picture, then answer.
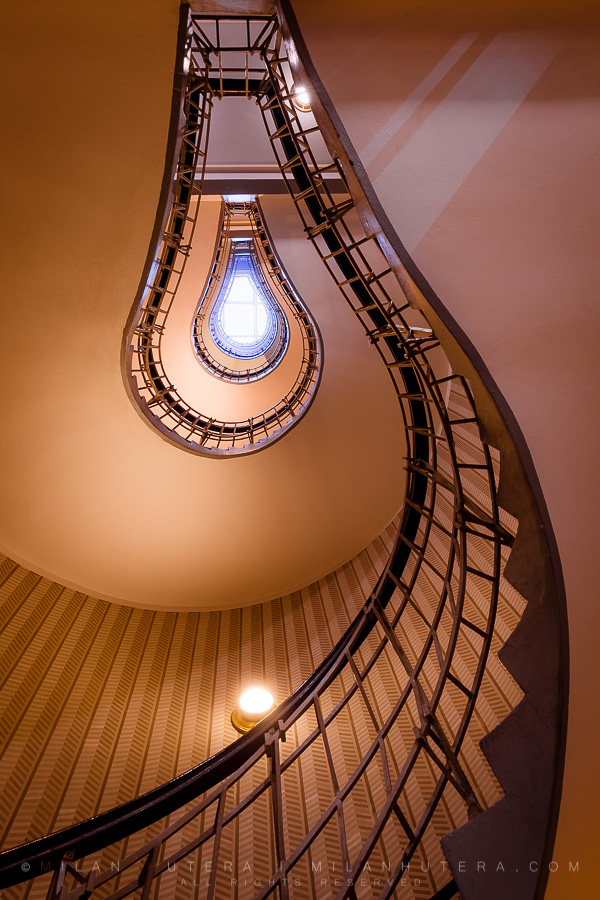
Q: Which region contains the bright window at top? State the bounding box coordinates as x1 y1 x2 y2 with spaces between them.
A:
220 274 269 346
209 249 281 359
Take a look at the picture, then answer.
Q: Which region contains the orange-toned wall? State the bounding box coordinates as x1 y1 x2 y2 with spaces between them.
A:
0 1 407 612
292 0 600 894
0 0 598 896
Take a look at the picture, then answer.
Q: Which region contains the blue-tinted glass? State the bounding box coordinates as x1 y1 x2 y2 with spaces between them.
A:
209 249 280 359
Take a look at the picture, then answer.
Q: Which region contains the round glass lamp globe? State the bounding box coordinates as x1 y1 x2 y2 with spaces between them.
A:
232 687 275 734
239 688 273 715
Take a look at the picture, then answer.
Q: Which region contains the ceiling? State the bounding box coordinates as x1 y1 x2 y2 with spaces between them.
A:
0 7 406 610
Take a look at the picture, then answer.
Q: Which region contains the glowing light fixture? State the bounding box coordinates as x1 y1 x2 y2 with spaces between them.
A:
292 86 311 113
240 688 273 714
231 687 275 734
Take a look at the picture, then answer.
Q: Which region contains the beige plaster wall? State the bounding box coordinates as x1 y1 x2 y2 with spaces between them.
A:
292 1 600 894
1 0 598 895
0 0 406 611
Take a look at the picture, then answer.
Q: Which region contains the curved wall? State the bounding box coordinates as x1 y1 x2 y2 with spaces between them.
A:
0 0 405 612
0 504 527 899
290 2 600 894
1 0 597 895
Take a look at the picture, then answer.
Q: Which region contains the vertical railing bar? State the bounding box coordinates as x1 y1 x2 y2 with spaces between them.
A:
313 697 352 880
206 791 227 900
139 844 160 900
344 650 393 795
266 730 289 900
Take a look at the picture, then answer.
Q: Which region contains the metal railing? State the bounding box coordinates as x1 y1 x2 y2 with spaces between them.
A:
192 200 317 384
124 15 322 456
0 5 566 900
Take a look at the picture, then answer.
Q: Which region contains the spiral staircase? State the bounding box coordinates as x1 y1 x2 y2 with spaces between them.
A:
0 3 568 899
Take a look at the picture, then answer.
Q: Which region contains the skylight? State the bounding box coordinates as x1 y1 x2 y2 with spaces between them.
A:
209 248 281 359
220 274 269 345
222 194 256 203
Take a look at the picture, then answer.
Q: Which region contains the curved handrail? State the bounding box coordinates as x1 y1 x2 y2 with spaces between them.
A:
123 15 322 456
191 200 313 384
0 490 430 890
273 3 568 899
0 5 567 900
0 603 369 885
